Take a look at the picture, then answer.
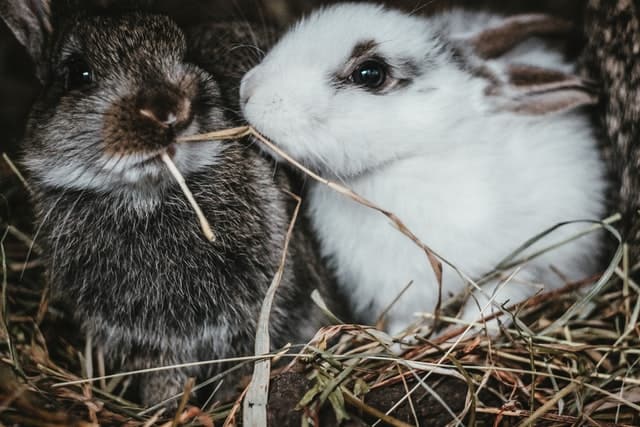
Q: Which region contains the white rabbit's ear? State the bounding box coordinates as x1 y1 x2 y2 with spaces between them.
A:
454 14 598 115
0 0 52 82
487 65 599 115
462 14 574 59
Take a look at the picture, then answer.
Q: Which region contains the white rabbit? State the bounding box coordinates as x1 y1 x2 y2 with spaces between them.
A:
240 3 608 335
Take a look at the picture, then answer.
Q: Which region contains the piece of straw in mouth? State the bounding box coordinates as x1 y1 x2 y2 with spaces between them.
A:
177 126 444 288
160 152 216 242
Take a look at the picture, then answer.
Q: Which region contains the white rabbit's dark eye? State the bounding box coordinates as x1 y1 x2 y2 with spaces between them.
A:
65 57 94 91
351 60 387 89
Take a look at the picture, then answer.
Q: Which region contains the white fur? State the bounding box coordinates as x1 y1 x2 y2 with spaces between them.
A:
29 141 221 191
240 4 607 335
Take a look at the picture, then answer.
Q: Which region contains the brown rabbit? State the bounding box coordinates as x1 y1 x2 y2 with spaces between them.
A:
0 0 342 407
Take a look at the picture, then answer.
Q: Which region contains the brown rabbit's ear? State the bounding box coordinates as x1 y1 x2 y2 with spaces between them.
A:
487 65 599 115
464 14 574 60
0 0 52 82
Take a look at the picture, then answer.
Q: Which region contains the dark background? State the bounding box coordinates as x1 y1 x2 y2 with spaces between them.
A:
0 0 584 157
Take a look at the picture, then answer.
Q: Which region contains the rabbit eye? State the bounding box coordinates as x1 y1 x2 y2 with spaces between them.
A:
351 60 387 89
65 56 94 91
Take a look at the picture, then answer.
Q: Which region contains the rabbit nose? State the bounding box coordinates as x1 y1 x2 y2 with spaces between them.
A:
137 89 192 130
139 109 178 127
240 68 259 107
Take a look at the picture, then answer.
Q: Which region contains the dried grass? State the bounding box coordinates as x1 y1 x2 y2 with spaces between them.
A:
1 128 639 426
161 153 216 242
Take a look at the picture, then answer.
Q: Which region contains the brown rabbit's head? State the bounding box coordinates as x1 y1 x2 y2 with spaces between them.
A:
1 0 227 195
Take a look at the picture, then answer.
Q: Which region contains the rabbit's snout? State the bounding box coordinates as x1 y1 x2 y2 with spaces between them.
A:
240 67 259 108
103 84 194 154
137 87 193 135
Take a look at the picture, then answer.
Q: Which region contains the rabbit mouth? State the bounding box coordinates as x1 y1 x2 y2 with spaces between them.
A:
131 144 177 169
98 137 222 188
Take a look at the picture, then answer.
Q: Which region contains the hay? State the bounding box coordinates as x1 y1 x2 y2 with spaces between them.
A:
1 126 639 426
161 153 216 242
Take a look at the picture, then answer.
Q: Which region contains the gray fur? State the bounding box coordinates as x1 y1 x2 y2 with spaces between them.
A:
185 21 280 116
4 0 341 406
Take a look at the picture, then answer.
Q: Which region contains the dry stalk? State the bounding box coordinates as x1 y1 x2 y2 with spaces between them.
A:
224 384 249 427
4 225 42 255
168 377 195 427
2 153 33 196
475 407 635 426
178 126 444 307
161 153 216 242
397 365 419 426
520 381 579 427
243 192 302 427
54 353 277 387
342 388 413 427
142 409 166 427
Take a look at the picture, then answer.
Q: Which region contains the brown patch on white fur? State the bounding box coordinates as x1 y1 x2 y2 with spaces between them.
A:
470 14 574 60
507 64 574 86
506 65 599 114
338 39 379 80
482 64 599 115
507 90 599 115
349 40 378 60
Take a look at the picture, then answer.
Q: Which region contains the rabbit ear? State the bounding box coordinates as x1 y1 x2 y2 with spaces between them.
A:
454 14 597 115
0 0 52 82
463 14 574 59
487 64 599 115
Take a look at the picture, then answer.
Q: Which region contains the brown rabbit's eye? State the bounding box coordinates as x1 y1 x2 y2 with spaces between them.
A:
65 57 94 90
351 60 387 89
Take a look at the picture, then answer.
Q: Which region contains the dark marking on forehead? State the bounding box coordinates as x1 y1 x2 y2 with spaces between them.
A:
396 57 421 79
349 40 420 77
446 42 470 70
350 40 378 60
441 39 503 90
331 39 426 94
